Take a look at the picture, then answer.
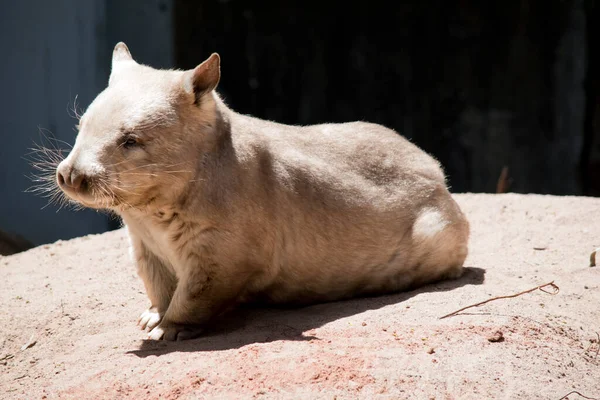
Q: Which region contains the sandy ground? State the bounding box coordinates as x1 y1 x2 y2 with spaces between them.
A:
1 193 599 400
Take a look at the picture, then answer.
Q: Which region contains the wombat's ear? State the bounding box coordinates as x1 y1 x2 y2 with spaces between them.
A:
109 42 136 85
113 42 133 63
182 53 221 104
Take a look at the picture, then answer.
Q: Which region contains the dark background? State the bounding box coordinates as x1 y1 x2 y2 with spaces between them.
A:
0 0 598 252
175 0 599 196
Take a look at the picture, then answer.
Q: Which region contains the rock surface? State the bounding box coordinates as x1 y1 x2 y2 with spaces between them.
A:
1 194 599 399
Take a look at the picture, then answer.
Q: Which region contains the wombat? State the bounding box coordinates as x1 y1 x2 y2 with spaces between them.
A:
55 42 469 340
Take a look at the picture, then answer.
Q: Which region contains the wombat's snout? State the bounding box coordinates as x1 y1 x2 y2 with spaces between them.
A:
56 162 88 193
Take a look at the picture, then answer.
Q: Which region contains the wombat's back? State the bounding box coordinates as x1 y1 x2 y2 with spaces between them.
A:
227 113 469 304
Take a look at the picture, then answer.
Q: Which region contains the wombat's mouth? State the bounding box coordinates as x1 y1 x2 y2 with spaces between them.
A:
58 184 111 209
56 175 118 210
55 161 124 210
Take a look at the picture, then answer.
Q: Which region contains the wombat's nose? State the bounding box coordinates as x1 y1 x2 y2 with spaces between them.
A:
57 164 88 192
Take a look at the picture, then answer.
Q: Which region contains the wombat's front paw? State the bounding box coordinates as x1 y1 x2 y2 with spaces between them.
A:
137 307 162 331
147 322 203 341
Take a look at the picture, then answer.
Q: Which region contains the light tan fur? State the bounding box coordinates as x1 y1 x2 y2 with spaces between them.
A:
55 42 469 341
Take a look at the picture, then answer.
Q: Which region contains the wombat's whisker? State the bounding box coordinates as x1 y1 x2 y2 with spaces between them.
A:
23 129 81 211
67 94 84 122
110 161 190 172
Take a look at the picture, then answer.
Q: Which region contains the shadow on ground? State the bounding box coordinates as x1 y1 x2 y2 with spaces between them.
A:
127 266 485 357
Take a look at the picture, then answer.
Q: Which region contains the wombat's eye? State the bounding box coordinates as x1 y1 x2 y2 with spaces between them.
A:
123 137 138 148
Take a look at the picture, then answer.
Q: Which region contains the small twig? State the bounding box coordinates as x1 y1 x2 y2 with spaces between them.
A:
558 390 599 400
440 281 559 319
20 334 36 351
496 166 511 193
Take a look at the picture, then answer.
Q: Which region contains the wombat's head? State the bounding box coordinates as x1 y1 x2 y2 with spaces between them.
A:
55 42 221 210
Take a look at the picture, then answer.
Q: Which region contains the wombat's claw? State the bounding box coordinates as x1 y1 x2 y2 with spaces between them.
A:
137 308 161 331
147 323 203 341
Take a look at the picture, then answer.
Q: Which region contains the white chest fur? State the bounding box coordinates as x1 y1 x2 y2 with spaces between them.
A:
122 210 183 274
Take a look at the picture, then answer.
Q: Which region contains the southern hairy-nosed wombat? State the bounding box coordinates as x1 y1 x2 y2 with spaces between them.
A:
55 42 469 340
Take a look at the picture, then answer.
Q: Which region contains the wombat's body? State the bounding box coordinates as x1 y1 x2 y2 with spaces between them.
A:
55 43 469 340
